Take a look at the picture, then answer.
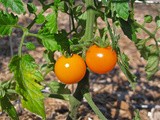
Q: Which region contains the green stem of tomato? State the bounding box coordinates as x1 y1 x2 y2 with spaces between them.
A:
134 21 155 39
83 91 107 120
69 6 76 32
84 0 95 40
18 28 28 57
105 17 116 49
66 70 90 120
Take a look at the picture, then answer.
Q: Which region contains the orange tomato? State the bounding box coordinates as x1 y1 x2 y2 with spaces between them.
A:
54 54 86 84
86 45 117 74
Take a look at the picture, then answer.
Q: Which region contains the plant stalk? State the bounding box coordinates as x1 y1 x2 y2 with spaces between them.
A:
83 92 107 120
66 71 90 120
134 21 155 38
18 31 27 57
84 0 95 40
69 7 76 31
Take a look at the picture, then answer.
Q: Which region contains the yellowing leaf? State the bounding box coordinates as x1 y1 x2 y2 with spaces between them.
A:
9 55 45 119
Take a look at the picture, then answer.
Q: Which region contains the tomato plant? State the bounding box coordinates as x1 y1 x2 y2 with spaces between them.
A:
55 54 86 84
86 45 117 74
0 0 159 120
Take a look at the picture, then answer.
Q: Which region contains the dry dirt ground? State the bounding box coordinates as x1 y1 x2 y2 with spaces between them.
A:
0 2 160 120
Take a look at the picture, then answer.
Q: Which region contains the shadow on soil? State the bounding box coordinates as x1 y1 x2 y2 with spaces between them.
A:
87 69 160 119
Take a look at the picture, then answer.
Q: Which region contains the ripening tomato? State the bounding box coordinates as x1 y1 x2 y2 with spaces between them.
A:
86 45 117 74
54 54 86 84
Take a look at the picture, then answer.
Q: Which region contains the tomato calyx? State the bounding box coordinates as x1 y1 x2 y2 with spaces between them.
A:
86 35 110 49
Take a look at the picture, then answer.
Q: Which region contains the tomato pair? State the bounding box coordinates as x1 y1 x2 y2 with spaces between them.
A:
54 45 117 84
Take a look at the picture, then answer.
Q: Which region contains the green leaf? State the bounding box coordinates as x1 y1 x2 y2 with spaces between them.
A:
0 96 19 120
68 0 74 5
136 40 159 79
39 8 58 35
144 15 153 23
25 42 36 50
155 16 160 28
101 0 108 5
73 5 83 18
9 55 46 119
54 0 61 6
43 50 55 63
36 12 45 24
78 11 87 20
145 45 159 79
55 30 70 52
118 53 137 89
0 90 5 99
1 81 10 89
45 12 58 34
40 64 54 77
48 94 70 101
27 3 37 14
133 109 141 120
39 35 61 51
38 30 70 52
0 11 18 25
135 39 150 60
75 5 83 13
37 8 59 52
113 1 129 21
58 1 68 12
146 55 159 79
48 81 71 101
136 41 159 79
68 96 81 119
119 18 137 43
48 81 71 94
0 80 17 101
0 11 18 37
0 0 25 14
0 82 6 99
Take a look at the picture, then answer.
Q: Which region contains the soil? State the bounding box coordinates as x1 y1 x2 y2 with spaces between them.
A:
0 1 160 120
